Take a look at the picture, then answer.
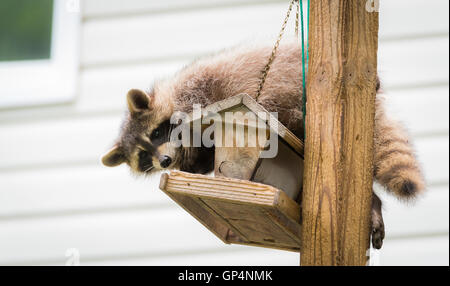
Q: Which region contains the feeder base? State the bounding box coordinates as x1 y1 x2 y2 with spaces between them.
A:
159 171 302 252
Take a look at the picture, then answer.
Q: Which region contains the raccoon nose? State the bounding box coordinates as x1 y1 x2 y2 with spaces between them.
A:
159 156 172 168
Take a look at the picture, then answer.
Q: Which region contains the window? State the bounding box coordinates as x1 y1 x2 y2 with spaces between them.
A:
0 0 79 108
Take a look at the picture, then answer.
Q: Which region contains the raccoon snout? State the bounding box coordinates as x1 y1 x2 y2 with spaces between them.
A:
159 155 172 169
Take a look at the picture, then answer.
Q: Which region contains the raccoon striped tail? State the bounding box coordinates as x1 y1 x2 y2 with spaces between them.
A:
373 98 426 200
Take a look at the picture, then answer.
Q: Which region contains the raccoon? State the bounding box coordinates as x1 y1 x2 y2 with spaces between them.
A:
101 41 426 249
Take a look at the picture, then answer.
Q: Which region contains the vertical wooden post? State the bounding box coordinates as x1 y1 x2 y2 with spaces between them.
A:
300 1 379 266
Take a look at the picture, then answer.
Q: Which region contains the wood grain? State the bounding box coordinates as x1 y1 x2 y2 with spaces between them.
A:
160 171 302 252
301 1 379 266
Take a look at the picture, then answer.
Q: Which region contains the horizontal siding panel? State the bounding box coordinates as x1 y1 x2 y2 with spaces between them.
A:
379 37 449 89
383 86 449 136
0 115 121 169
414 136 449 184
379 235 449 266
0 202 447 265
81 3 295 66
84 236 450 266
83 0 449 39
77 61 187 112
32 248 300 266
379 0 449 39
34 235 450 266
87 247 300 266
375 185 449 238
82 0 281 18
0 166 167 217
0 207 279 265
81 1 449 68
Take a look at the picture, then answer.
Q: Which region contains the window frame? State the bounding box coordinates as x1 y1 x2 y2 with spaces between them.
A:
0 0 80 108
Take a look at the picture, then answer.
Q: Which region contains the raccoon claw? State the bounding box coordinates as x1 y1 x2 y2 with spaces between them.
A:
371 217 385 250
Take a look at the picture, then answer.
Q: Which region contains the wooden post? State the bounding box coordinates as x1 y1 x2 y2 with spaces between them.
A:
300 1 379 266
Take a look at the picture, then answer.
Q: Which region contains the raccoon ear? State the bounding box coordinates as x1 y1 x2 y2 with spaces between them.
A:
101 145 126 167
127 89 153 113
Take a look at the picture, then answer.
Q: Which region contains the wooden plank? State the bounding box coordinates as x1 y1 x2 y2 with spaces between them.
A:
211 101 265 181
215 146 261 180
166 194 231 244
242 95 304 155
160 171 301 251
301 0 378 266
164 172 282 207
202 198 298 247
186 94 304 156
165 171 301 221
159 172 235 244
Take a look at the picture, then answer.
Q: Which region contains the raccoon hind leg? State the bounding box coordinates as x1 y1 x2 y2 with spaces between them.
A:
371 191 385 249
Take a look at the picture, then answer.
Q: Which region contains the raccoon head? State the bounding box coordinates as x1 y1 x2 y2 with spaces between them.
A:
101 89 181 174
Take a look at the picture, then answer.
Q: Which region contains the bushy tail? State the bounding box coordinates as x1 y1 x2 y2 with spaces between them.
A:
373 98 426 200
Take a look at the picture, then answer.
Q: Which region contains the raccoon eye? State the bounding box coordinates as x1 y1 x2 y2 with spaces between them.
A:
138 150 148 159
150 129 161 140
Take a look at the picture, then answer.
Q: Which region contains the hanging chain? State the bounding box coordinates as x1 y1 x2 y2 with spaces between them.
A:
255 0 300 100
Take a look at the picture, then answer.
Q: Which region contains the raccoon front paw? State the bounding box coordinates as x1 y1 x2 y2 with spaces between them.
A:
371 215 385 249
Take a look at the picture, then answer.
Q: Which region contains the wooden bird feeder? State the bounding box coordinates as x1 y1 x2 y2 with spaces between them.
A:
159 93 304 251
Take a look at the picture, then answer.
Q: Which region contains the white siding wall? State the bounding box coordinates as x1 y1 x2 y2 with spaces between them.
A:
0 0 448 265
